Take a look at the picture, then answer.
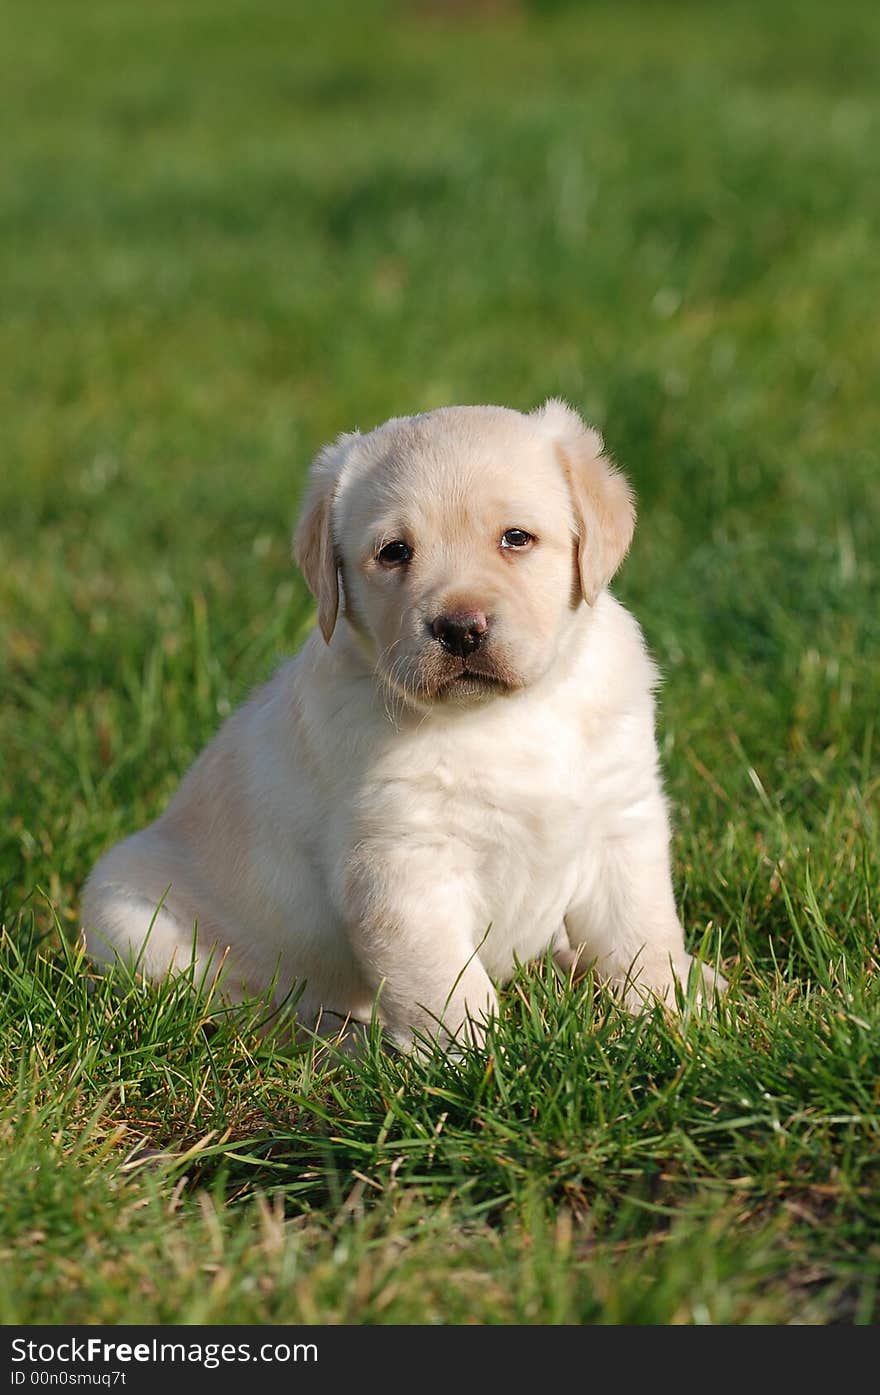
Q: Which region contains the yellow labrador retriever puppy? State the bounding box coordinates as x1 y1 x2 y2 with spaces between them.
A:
82 400 724 1051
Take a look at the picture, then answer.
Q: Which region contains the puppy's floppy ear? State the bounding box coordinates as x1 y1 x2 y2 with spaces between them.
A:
533 398 636 605
293 432 359 643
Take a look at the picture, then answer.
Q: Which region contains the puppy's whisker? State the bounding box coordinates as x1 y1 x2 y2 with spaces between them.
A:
373 638 404 727
375 635 405 669
374 637 405 682
380 649 412 730
394 657 416 726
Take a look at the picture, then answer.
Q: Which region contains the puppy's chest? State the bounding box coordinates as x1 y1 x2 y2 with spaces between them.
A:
393 718 593 965
432 749 583 863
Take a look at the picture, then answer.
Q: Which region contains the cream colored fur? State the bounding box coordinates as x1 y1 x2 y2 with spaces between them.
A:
82 400 724 1052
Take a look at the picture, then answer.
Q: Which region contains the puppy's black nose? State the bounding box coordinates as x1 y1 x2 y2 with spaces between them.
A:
431 610 488 658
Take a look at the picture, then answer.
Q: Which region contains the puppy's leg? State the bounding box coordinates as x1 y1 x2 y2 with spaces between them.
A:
81 836 252 1001
565 823 726 1011
552 925 587 978
345 850 498 1054
83 888 237 993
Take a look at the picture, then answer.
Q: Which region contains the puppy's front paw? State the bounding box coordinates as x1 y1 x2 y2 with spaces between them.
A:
687 958 728 1005
385 1001 493 1060
614 953 727 1015
553 944 592 981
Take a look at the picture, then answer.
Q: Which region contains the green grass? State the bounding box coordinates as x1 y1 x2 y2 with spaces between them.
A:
2 0 879 1325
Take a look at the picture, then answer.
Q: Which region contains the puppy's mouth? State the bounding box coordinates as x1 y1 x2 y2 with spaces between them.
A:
432 662 514 701
377 647 522 712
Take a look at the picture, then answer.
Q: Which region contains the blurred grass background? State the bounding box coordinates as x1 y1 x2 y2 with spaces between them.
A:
1 0 879 1325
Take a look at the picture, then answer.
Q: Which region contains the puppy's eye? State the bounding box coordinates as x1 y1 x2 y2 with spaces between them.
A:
377 540 413 567
500 528 534 550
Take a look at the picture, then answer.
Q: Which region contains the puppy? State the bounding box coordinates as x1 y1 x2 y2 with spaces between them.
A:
82 400 724 1052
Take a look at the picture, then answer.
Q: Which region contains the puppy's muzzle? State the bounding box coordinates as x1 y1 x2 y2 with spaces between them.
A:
430 610 488 658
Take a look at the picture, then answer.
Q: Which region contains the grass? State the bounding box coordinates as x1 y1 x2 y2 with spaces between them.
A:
2 0 879 1325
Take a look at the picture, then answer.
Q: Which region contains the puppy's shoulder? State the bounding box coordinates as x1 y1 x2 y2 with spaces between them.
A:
574 590 660 720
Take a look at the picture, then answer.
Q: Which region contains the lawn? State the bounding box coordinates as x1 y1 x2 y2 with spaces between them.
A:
2 0 879 1325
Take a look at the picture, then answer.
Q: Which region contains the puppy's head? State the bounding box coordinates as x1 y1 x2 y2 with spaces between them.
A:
293 400 635 711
